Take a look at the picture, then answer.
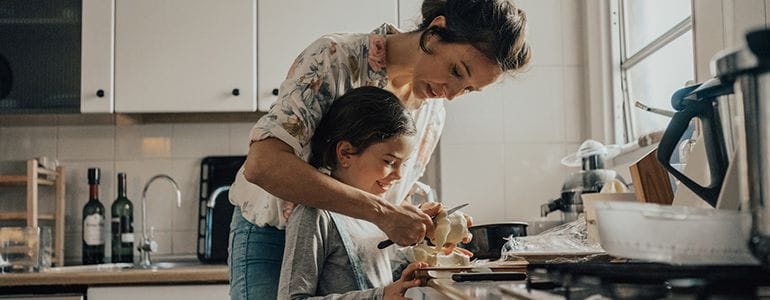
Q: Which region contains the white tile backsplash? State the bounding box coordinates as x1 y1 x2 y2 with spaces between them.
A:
172 123 230 158
564 66 586 143
0 126 58 160
503 143 567 221
502 66 566 143
116 124 173 160
172 230 198 255
58 125 115 160
439 143 506 225
228 122 255 155
442 82 504 145
518 0 563 66
561 0 585 66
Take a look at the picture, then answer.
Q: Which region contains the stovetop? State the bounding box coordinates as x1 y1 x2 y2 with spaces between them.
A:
524 262 770 299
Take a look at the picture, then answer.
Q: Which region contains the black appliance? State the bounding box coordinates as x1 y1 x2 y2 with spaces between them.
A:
197 155 246 263
524 262 770 299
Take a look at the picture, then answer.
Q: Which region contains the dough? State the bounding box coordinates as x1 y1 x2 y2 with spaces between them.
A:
410 208 473 267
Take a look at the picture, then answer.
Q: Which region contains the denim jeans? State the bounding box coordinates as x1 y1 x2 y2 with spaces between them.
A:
229 207 286 300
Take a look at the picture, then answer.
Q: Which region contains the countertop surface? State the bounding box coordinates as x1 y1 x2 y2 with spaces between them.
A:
0 263 228 287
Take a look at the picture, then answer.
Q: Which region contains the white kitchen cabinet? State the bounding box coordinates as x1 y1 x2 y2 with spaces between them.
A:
81 0 115 113
114 0 256 113
87 285 229 300
256 0 397 111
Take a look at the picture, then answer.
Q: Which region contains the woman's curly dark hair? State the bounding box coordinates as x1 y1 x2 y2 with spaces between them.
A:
416 0 532 73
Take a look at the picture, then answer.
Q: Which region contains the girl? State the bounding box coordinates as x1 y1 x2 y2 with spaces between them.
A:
279 86 428 300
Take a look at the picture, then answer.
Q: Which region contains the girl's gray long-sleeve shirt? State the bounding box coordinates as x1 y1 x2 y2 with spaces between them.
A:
278 205 385 300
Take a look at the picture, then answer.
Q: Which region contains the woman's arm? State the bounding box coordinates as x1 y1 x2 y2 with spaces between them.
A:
241 36 432 245
245 138 432 246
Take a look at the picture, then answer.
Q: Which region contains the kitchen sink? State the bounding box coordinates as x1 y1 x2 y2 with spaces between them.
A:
44 256 204 272
45 263 134 273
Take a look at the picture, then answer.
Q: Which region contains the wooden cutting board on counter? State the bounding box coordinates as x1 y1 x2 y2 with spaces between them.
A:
414 260 528 281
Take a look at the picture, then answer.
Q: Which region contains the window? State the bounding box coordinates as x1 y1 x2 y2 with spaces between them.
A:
614 0 695 142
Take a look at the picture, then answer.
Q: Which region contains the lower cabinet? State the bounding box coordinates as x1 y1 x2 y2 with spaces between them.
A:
87 284 229 300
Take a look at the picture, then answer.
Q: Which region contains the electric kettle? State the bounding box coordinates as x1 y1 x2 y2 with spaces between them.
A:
656 78 733 207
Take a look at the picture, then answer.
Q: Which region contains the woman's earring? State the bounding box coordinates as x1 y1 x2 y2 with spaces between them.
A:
341 162 350 168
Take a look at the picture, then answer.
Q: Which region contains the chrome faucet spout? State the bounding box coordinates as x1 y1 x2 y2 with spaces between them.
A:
138 174 182 268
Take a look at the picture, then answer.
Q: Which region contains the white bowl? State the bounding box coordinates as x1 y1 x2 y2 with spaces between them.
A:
593 201 757 265
581 193 636 243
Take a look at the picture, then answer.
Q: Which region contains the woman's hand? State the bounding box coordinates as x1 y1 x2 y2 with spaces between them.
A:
377 203 434 246
383 262 427 299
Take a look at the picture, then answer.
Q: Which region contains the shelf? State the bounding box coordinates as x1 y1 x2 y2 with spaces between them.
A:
0 174 56 187
0 212 55 221
0 159 65 267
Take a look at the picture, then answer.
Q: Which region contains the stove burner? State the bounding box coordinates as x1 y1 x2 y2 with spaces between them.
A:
526 262 770 299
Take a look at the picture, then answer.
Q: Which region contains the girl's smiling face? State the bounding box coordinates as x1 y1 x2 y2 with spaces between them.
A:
333 135 416 196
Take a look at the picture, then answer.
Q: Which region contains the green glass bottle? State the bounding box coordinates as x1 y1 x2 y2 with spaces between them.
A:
111 172 134 263
82 168 105 265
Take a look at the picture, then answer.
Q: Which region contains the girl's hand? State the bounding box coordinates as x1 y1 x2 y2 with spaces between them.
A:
383 262 428 300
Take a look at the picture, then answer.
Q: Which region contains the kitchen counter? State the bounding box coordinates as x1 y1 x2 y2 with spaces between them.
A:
0 264 228 287
424 278 545 300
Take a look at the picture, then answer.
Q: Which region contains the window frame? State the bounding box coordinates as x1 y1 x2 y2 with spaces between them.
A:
612 0 694 143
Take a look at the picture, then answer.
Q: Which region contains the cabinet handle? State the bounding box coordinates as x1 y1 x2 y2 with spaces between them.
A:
272 88 279 96
96 89 105 98
232 88 240 96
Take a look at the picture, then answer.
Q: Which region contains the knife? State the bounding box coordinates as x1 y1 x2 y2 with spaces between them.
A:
377 203 469 249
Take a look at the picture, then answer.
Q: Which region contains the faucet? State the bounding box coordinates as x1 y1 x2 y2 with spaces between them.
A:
137 174 182 269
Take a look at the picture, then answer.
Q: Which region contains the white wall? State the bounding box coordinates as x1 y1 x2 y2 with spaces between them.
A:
694 0 768 82
438 0 587 224
0 121 256 264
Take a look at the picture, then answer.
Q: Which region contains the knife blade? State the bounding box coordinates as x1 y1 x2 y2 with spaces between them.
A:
377 203 470 249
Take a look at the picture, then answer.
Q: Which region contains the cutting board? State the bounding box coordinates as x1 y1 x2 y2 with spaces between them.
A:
414 260 528 281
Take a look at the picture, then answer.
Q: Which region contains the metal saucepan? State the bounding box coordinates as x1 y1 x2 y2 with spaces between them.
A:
459 222 528 260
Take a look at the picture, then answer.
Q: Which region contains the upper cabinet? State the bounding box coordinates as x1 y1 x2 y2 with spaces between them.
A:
256 0 397 111
81 0 115 113
114 0 256 113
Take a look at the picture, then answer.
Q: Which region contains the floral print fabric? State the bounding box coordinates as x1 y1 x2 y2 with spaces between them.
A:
229 24 446 228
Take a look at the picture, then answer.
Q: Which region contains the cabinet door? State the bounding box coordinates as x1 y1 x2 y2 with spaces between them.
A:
257 0 397 111
81 0 115 113
87 285 229 300
115 0 256 113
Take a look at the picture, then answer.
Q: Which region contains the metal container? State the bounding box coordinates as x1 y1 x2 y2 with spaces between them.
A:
711 29 770 266
459 222 528 260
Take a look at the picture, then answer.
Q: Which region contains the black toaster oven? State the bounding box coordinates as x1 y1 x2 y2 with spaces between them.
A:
197 156 246 263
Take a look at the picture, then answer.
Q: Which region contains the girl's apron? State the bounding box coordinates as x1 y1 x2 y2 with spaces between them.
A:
330 212 392 289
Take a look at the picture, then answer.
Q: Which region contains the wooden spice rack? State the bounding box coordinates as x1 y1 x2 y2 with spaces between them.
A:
0 159 65 266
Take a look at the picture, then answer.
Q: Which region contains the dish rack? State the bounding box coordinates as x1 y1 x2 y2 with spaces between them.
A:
0 159 65 266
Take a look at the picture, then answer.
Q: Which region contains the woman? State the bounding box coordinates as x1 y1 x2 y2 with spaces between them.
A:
280 86 429 300
228 0 531 299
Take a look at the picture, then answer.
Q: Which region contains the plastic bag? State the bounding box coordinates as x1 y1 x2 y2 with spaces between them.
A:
499 216 604 261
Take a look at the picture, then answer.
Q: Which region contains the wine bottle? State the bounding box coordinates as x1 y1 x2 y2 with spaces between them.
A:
111 172 134 263
82 168 105 265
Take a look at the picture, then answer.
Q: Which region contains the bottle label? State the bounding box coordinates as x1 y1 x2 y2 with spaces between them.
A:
84 214 105 246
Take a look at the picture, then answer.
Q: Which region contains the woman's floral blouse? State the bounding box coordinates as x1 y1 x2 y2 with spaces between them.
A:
229 23 446 228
